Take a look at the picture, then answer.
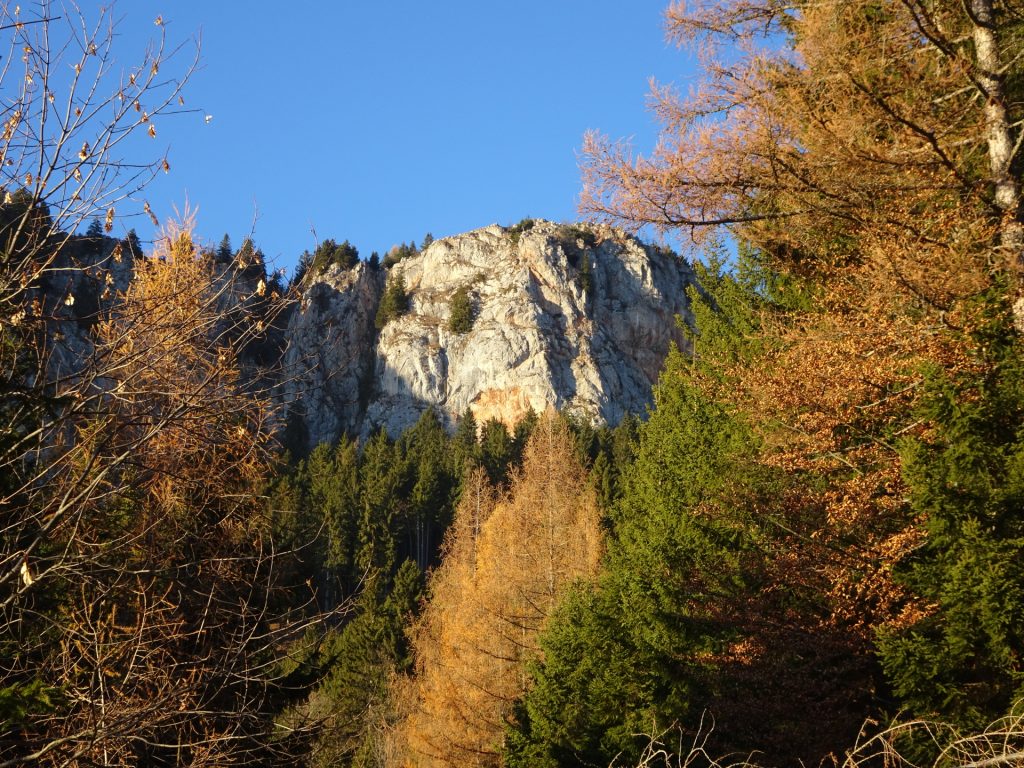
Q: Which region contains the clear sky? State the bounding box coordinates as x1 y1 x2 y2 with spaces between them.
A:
90 1 696 275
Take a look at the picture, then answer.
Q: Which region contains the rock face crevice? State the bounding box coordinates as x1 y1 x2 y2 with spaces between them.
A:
283 220 696 450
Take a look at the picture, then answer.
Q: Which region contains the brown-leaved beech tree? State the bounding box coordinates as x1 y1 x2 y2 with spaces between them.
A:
0 5 328 765
580 0 1024 658
390 414 603 768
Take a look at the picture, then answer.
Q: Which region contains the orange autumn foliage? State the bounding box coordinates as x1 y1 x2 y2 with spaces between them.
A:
13 220 305 766
391 414 603 768
581 0 1024 700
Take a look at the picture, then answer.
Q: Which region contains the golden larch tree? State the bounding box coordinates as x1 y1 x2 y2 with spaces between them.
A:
391 413 603 768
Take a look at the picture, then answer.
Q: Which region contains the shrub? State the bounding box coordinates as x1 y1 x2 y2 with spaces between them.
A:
449 285 475 334
508 218 535 247
561 223 597 249
578 254 594 299
376 274 410 329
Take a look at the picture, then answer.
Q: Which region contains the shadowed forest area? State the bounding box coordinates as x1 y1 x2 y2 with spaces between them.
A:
4 1 1024 767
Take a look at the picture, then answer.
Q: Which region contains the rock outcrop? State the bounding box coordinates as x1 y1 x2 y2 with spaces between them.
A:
281 261 384 448
284 220 696 449
44 235 140 385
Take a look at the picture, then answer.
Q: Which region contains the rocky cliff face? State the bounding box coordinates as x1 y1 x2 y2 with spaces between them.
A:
43 236 140 385
284 220 696 450
281 261 384 448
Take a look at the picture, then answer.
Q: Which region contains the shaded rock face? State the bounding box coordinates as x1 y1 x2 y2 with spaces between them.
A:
44 237 280 395
43 236 140 385
282 261 384 449
285 220 695 448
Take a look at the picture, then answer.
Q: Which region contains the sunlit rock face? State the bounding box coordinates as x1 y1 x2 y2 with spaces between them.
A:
285 220 696 448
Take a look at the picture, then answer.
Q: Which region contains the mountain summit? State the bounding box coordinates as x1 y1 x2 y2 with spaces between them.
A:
283 220 695 449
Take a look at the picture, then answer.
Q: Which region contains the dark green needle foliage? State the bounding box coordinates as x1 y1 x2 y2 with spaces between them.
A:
448 284 476 333
506 253 768 767
375 274 410 329
878 293 1024 731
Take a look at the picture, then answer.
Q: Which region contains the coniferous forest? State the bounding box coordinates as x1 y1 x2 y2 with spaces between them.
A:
4 1 1024 766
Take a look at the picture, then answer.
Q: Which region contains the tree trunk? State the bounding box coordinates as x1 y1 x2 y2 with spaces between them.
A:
969 0 1024 326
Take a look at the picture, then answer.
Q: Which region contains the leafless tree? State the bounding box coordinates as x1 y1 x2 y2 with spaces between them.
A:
619 705 1024 768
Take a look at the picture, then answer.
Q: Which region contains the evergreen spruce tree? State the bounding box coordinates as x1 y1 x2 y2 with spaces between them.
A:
448 285 475 334
508 344 756 766
877 295 1024 729
124 229 143 260
479 418 515 486
265 468 312 593
85 217 103 240
356 430 403 577
216 233 232 262
507 252 864 766
307 436 363 605
505 585 661 768
506 253 760 764
451 408 479 472
398 410 458 571
375 275 410 329
288 559 423 768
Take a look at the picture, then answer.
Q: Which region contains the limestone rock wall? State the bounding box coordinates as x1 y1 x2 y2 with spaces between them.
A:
282 261 384 449
284 220 696 447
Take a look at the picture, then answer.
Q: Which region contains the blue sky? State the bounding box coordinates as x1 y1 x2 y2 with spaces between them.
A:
96 1 695 275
